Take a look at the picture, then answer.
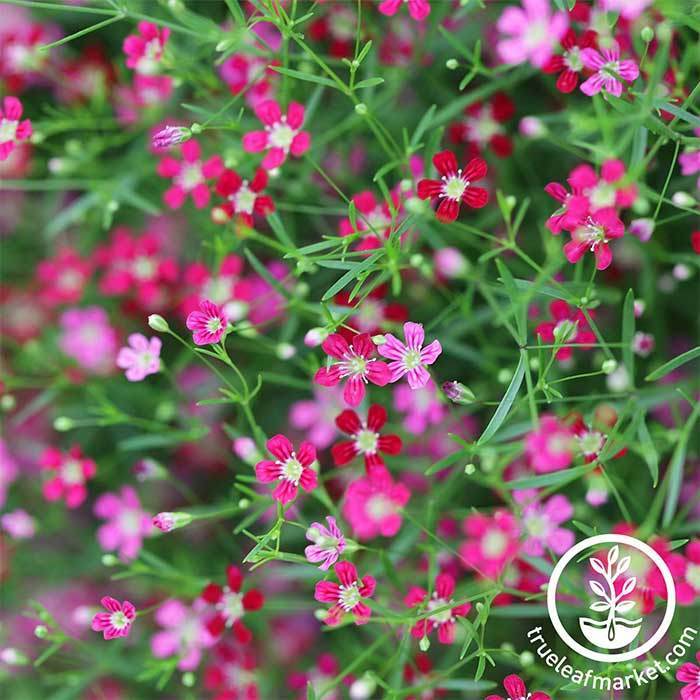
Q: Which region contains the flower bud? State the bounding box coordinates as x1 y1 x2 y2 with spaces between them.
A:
152 125 191 150
53 416 74 432
629 217 654 242
0 648 29 666
153 512 193 533
464 463 476 475
355 103 368 116
34 625 48 639
182 672 195 687
233 437 261 464
238 498 250 509
553 318 576 344
519 116 546 138
1 394 16 411
442 381 476 405
133 458 167 481
276 342 296 360
673 263 692 280
419 635 430 651
633 299 645 318
601 358 617 375
304 327 328 348
148 314 170 333
672 191 696 208
520 650 535 666
372 334 386 346
641 26 654 42
190 122 202 134
446 58 459 70
434 247 468 279
349 673 377 700
101 554 119 567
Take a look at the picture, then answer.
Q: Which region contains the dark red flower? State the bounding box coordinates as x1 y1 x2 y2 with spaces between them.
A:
543 29 597 93
448 92 515 158
213 168 275 227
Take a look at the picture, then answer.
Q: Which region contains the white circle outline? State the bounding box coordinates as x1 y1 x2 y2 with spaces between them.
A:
546 534 676 662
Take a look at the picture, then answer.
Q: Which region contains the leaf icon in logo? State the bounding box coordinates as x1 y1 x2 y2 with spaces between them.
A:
616 600 636 614
590 600 611 612
589 557 607 576
614 555 631 580
619 576 636 597
608 545 619 566
589 579 608 599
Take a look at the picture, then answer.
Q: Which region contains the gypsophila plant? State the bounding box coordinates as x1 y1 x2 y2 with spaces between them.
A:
1 0 699 698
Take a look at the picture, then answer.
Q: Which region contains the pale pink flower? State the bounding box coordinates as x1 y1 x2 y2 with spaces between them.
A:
93 486 152 560
600 0 652 20
116 333 161 381
305 516 346 571
123 22 170 75
496 0 568 69
580 43 639 97
91 597 136 640
186 299 228 345
394 379 446 433
59 306 118 375
377 322 442 389
520 495 574 556
1 509 35 539
289 386 345 449
242 99 311 170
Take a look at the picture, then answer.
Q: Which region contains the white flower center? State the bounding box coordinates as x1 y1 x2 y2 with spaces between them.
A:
686 563 700 592
441 172 469 201
280 454 304 484
602 60 621 78
338 350 372 380
427 595 453 624
206 317 222 333
268 118 296 151
132 256 156 280
403 348 422 370
524 513 550 539
524 21 546 48
366 494 396 520
482 529 507 558
564 46 583 72
232 182 256 214
547 433 572 455
176 162 204 191
590 182 617 209
338 582 361 611
0 118 18 143
204 277 232 304
119 509 142 535
61 459 84 485
217 589 244 625
109 610 129 630
355 428 379 455
576 430 605 457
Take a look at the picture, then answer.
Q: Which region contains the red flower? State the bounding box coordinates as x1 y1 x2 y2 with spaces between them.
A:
331 404 402 474
404 573 471 644
200 565 265 641
212 168 275 227
314 561 376 626
314 332 391 407
254 434 318 504
535 300 596 360
204 643 259 700
448 92 515 158
486 674 550 700
417 150 488 223
542 29 597 93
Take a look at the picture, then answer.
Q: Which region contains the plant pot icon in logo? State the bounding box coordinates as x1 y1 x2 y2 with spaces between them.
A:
579 545 642 650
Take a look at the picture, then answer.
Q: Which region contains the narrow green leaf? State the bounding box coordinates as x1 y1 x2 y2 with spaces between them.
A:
321 250 383 301
411 104 437 148
270 66 338 89
653 101 700 127
645 346 700 381
477 356 525 445
622 289 635 384
503 464 593 490
495 259 526 343
637 411 659 486
354 77 384 88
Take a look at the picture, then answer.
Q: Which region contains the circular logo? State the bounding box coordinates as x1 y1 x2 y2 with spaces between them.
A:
546 534 676 662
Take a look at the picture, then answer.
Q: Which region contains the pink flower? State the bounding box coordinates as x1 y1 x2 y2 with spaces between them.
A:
496 0 568 69
394 379 446 433
93 486 152 561
1 509 35 539
331 404 402 474
212 167 275 226
157 140 224 209
200 565 265 641
486 674 550 700
520 495 574 556
417 150 489 222
36 246 92 306
580 43 639 97
59 306 119 375
186 299 228 345
0 439 19 508
542 29 598 93
632 331 655 357
525 414 574 473
563 207 625 270
40 445 97 508
122 22 170 74
535 300 596 361
677 651 700 700
314 561 376 626
151 599 217 671
91 597 136 640
255 434 318 504
342 470 410 540
404 573 471 644
567 159 638 210
378 321 442 389
314 332 391 407
378 0 430 22
305 516 346 571
116 333 161 381
460 510 520 579
0 96 32 161
242 99 311 170
680 540 700 602
289 386 346 449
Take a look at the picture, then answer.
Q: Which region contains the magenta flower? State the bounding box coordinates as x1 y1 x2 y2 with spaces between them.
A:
677 651 700 700
378 322 442 389
314 561 376 626
242 99 311 170
186 299 228 345
93 486 152 561
255 434 318 504
580 43 639 97
122 21 170 75
563 207 625 270
459 510 520 579
524 415 574 473
304 516 346 571
496 0 568 69
342 470 410 540
404 573 471 645
378 0 430 22
1 509 35 539
288 386 346 449
0 96 32 161
487 674 551 700
394 379 446 432
157 140 224 209
520 495 574 557
116 333 161 381
59 306 119 375
91 597 136 640
40 445 96 509
314 332 391 407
